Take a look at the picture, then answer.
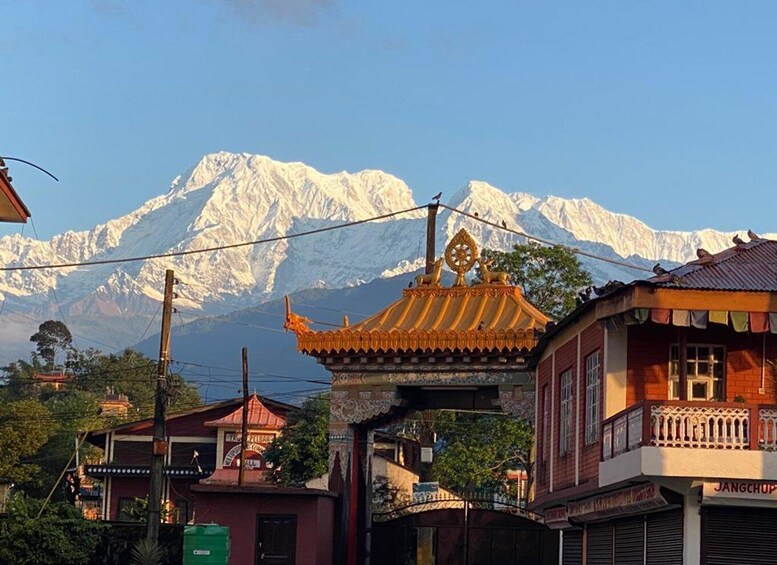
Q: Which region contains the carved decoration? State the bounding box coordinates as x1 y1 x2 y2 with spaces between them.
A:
494 389 535 421
415 258 443 287
476 258 509 285
445 229 479 287
283 295 312 335
330 390 405 425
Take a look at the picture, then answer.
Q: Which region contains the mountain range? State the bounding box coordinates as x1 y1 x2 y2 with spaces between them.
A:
1 152 772 393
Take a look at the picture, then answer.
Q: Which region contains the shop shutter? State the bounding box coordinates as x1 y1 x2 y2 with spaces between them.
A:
702 506 777 565
614 516 644 565
586 522 613 565
646 509 683 565
561 529 583 565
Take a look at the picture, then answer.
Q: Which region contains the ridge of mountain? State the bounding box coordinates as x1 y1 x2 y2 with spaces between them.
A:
0 152 773 365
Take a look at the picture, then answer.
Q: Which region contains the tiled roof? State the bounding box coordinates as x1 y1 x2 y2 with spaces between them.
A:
205 395 286 429
649 239 777 291
293 284 549 355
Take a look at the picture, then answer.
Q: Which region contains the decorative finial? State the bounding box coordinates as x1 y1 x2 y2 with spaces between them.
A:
445 229 479 287
343 315 349 327
283 295 312 335
415 258 443 287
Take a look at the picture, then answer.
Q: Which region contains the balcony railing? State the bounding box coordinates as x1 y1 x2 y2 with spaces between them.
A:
602 401 777 461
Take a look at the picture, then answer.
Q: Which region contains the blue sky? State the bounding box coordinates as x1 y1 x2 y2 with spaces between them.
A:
3 0 777 239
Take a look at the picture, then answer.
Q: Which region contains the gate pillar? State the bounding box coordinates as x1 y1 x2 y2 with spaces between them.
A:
329 385 404 565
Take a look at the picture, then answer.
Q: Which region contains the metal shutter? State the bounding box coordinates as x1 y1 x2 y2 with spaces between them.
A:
562 529 583 565
614 516 645 565
646 509 683 565
586 522 613 565
702 507 777 565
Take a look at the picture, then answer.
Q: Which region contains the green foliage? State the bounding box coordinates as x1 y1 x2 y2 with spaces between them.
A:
0 399 58 487
129 538 164 565
479 243 593 320
431 412 533 494
1 321 202 494
264 395 329 486
0 495 103 565
30 320 73 368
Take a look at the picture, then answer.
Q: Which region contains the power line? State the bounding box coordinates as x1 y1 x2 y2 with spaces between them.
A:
0 205 426 272
439 204 654 274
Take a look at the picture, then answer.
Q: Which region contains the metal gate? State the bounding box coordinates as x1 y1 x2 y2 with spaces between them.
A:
371 495 558 565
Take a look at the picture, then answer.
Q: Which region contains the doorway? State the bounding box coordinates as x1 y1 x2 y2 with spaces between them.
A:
256 514 296 565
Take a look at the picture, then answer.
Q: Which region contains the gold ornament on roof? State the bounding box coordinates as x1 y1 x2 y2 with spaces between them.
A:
415 257 443 287
476 257 509 285
445 228 479 287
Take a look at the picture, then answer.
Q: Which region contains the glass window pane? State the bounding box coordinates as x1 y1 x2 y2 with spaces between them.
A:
713 347 724 361
687 361 696 376
698 346 709 359
692 381 708 400
713 379 724 401
713 363 724 378
698 361 709 376
670 345 679 361
670 360 679 376
687 346 696 359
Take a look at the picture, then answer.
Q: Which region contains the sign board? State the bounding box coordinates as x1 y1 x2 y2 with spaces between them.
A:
703 481 777 507
412 482 439 501
544 506 572 530
193 550 211 555
225 432 275 443
567 483 666 522
420 447 434 463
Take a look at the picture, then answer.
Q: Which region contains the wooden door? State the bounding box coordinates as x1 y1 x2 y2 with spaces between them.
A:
257 515 296 565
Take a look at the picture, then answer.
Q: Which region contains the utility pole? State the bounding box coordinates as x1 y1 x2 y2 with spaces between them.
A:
239 347 249 486
147 269 175 543
425 203 439 274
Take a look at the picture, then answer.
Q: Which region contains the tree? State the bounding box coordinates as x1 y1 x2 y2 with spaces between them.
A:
478 243 593 320
264 396 329 486
30 320 73 368
0 399 58 487
0 495 103 565
432 412 533 496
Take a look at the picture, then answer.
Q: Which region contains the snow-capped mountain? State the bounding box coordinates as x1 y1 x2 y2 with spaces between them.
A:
0 152 773 362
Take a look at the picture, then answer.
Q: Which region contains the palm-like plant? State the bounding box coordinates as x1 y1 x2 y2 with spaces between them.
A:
130 538 164 565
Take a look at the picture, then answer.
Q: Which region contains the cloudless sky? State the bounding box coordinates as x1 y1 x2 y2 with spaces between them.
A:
3 0 777 239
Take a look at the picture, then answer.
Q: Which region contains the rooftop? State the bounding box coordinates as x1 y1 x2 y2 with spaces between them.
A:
205 394 286 430
0 161 31 223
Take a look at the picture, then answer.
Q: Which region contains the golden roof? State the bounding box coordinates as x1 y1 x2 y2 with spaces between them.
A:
285 229 549 355
288 284 548 355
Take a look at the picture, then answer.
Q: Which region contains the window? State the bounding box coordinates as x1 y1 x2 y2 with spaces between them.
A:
542 384 550 462
585 352 601 445
669 345 725 401
559 370 573 456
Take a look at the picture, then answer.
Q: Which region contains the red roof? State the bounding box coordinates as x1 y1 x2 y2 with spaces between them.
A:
649 238 777 292
204 395 286 429
0 164 30 223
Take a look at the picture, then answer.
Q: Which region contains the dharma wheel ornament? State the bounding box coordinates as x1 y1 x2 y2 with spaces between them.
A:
445 228 479 287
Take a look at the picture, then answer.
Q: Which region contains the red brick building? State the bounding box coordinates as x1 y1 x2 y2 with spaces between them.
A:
0 159 30 223
532 237 777 564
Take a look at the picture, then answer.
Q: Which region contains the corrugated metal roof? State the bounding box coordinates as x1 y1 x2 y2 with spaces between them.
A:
205 394 286 429
649 239 777 291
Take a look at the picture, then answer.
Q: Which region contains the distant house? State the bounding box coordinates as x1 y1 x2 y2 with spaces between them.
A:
99 389 133 417
84 395 337 565
32 369 71 391
0 160 30 223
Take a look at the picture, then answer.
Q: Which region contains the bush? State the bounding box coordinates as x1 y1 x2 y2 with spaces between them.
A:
0 495 103 565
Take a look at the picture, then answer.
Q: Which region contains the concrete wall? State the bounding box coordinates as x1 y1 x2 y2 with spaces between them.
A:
191 489 335 565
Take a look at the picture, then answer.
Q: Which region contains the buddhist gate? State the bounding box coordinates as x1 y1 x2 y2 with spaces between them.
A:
285 228 550 564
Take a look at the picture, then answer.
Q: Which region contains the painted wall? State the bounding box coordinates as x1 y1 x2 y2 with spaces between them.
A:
191 490 335 565
626 324 777 404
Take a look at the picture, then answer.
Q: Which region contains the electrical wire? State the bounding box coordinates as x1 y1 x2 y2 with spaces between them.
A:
439 203 654 274
0 205 426 272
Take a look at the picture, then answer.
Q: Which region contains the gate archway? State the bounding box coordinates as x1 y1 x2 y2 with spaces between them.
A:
285 228 552 564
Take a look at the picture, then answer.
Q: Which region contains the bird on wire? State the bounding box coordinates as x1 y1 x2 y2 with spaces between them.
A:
501 220 508 229
432 191 442 203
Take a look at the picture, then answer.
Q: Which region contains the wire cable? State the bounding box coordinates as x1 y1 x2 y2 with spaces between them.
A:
0 205 426 272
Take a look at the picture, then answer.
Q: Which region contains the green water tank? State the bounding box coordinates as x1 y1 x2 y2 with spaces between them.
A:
183 524 230 565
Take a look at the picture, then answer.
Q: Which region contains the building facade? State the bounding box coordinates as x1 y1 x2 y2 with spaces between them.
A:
531 238 777 564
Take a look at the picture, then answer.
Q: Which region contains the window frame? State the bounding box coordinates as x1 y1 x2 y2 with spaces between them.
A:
559 369 573 456
668 344 726 401
584 351 601 445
